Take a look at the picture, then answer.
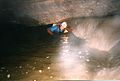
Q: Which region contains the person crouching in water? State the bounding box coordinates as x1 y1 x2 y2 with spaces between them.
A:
47 22 71 35
47 22 72 43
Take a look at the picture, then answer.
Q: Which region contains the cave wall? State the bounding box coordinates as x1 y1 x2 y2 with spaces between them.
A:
0 0 120 24
66 16 120 51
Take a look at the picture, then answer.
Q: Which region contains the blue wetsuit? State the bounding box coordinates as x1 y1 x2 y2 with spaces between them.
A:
48 25 63 33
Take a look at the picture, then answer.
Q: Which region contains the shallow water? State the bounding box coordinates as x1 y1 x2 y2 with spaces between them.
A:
0 23 120 81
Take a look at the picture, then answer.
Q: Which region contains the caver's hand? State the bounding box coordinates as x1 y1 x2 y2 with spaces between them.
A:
63 27 72 33
47 29 54 35
64 29 68 33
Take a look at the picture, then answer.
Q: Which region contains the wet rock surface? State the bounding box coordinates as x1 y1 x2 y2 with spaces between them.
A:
0 0 120 24
66 16 120 51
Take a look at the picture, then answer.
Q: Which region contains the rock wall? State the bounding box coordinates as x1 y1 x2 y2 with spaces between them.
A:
66 16 120 51
0 0 120 24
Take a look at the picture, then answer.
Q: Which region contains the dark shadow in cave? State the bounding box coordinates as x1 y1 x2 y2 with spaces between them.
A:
0 18 52 64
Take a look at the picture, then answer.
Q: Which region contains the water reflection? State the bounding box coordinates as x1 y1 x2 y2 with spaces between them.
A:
1 23 120 81
58 34 91 80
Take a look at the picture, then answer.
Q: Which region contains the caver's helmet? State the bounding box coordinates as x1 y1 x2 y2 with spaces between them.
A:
61 22 67 28
52 24 57 26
